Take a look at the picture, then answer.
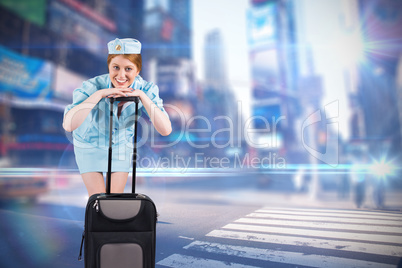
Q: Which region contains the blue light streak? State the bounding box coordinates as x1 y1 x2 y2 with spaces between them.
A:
1 164 398 179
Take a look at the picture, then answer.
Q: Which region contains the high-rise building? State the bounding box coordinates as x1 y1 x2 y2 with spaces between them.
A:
106 0 145 40
246 0 298 158
140 0 195 161
143 0 191 61
169 0 191 59
142 0 194 98
204 29 227 88
356 0 402 156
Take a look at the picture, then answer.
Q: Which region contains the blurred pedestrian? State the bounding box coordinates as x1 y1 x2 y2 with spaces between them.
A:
338 158 351 200
62 38 171 197
338 172 350 200
350 151 367 208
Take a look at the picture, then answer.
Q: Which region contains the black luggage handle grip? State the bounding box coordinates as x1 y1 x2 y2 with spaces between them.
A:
114 96 140 103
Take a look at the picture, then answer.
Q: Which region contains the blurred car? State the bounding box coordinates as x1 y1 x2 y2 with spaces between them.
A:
0 175 48 202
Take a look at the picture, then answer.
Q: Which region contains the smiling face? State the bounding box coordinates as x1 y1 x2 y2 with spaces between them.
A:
108 55 140 88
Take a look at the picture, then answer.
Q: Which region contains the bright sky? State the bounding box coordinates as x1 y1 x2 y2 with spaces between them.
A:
192 0 251 105
293 0 360 139
192 0 356 139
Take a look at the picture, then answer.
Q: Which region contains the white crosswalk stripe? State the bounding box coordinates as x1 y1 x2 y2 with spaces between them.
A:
183 241 395 268
157 207 402 267
206 229 402 257
234 217 402 233
157 253 260 268
221 223 401 244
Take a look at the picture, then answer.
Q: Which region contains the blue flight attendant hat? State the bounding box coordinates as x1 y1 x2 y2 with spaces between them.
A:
107 38 141 54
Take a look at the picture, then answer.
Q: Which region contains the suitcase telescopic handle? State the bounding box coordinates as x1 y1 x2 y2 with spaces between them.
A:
106 96 140 194
114 96 140 103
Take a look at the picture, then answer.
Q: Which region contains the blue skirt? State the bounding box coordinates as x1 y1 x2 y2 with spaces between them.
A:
74 142 133 174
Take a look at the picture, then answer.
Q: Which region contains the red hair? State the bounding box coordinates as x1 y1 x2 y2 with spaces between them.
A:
107 54 142 72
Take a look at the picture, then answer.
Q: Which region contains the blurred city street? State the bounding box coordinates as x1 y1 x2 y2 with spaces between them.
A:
1 169 401 267
1 0 402 267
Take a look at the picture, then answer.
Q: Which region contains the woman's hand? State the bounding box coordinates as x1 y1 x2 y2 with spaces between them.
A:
123 88 145 99
97 87 134 98
100 88 171 136
63 88 145 133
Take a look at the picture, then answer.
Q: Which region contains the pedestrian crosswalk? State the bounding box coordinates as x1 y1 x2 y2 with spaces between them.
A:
157 207 402 267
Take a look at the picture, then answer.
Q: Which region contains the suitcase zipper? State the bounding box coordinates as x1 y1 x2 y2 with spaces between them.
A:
93 200 99 212
78 230 85 261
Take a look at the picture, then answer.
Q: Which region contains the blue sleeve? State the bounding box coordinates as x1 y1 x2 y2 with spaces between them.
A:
141 82 169 120
64 80 98 117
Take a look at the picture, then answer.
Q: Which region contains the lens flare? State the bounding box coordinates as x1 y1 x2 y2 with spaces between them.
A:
369 158 396 178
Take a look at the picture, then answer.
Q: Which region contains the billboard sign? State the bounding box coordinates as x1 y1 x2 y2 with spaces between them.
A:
48 1 113 55
0 0 46 27
247 3 277 50
59 0 117 32
0 45 53 99
250 102 284 149
251 49 280 97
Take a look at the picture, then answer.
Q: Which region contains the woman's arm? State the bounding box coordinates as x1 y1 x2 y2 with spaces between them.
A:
139 91 172 136
124 89 172 136
63 88 132 132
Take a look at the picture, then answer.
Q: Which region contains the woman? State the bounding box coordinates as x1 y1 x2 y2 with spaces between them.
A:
63 38 172 197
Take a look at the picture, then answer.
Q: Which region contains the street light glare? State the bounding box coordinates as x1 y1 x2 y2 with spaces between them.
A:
370 158 396 178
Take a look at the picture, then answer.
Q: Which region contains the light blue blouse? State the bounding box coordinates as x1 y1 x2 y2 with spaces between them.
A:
64 74 168 174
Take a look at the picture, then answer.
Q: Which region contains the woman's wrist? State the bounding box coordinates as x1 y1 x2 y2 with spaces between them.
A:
137 90 147 101
93 89 105 99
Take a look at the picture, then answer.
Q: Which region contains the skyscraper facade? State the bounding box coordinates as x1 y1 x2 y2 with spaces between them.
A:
204 29 227 88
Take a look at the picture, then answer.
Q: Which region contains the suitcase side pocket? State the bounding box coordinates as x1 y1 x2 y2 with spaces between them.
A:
99 243 143 268
92 199 156 232
98 199 142 221
89 231 154 268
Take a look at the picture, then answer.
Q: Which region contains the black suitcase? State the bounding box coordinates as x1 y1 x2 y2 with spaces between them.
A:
78 96 157 268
